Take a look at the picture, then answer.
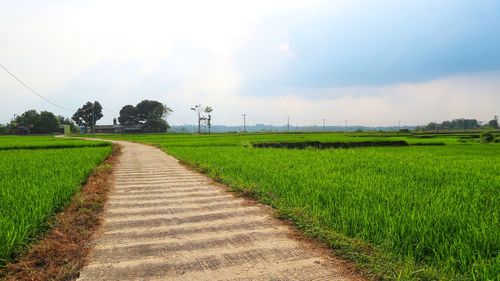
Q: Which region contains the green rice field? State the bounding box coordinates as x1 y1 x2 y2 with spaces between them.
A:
0 136 112 264
0 135 109 150
101 132 499 280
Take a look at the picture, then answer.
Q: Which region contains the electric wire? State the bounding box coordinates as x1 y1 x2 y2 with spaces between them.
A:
0 62 75 112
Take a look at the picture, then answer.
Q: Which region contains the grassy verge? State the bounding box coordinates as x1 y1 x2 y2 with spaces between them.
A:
0 145 119 281
0 145 112 265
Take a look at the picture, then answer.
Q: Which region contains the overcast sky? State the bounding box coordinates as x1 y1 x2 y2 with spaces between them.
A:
1 0 499 126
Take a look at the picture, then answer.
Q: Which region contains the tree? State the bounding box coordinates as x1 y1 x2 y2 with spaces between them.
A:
72 101 103 133
422 118 481 131
11 110 61 134
143 119 168 133
481 131 495 143
190 105 213 134
204 106 213 134
118 100 173 132
15 109 39 133
0 124 7 134
190 105 203 133
136 100 172 122
488 115 498 129
33 111 59 134
118 105 139 125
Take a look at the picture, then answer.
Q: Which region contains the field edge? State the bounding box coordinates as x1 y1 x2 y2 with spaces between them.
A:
0 144 120 281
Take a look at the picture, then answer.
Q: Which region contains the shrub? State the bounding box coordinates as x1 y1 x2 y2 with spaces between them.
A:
480 131 495 143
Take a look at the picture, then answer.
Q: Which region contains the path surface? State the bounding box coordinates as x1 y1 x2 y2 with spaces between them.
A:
78 141 362 281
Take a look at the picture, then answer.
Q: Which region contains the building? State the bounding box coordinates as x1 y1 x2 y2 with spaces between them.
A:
93 125 125 134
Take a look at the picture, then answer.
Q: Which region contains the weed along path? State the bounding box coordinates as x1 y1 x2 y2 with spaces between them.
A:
77 140 361 281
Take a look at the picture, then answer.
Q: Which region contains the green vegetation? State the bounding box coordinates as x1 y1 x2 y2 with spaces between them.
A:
101 132 500 280
0 136 112 265
118 100 173 133
481 131 496 144
0 136 109 150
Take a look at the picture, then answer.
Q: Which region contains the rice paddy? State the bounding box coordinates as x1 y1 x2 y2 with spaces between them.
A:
0 136 112 265
2 132 498 280
101 132 500 280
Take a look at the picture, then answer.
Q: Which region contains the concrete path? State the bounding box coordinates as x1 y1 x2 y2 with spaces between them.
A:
77 141 361 281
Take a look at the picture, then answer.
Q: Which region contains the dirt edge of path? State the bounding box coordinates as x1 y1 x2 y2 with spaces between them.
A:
0 144 120 281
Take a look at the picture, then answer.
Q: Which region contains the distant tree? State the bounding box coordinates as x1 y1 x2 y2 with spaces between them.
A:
113 118 117 125
15 109 39 133
136 100 172 122
190 105 213 134
481 131 495 143
72 101 103 132
190 105 203 133
118 105 139 125
119 100 173 132
488 115 498 129
143 119 168 133
422 118 481 131
32 111 59 134
426 122 438 131
0 124 6 134
11 110 61 134
204 106 213 134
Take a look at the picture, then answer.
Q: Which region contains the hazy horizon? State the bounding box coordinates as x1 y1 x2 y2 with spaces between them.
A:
1 1 499 127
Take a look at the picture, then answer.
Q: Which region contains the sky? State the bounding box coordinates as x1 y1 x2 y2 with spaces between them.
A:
1 0 500 127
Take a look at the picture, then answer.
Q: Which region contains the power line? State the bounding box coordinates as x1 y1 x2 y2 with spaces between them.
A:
0 62 75 112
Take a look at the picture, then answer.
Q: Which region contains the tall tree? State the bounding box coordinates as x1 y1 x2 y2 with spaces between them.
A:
33 111 59 134
190 105 203 133
15 109 39 133
118 105 139 125
137 100 172 133
136 100 172 122
12 110 60 134
204 106 213 134
488 115 499 129
72 101 103 132
118 100 173 132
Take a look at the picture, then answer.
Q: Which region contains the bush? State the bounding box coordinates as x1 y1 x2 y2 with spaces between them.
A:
480 131 495 143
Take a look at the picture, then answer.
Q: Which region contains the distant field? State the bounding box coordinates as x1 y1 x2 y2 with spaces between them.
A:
0 136 112 264
101 132 500 280
0 135 109 150
102 131 470 147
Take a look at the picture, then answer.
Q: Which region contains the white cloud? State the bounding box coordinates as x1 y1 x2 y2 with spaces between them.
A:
173 72 500 127
1 1 498 127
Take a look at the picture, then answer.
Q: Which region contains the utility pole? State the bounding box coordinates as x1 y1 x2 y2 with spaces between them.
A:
345 120 348 131
398 121 401 131
287 117 290 133
322 119 326 131
242 114 247 132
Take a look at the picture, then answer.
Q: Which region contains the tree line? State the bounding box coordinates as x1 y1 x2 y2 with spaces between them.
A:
416 116 498 131
2 110 77 134
2 99 178 134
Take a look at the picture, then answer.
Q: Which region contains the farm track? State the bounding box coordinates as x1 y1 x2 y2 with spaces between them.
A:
77 141 361 281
